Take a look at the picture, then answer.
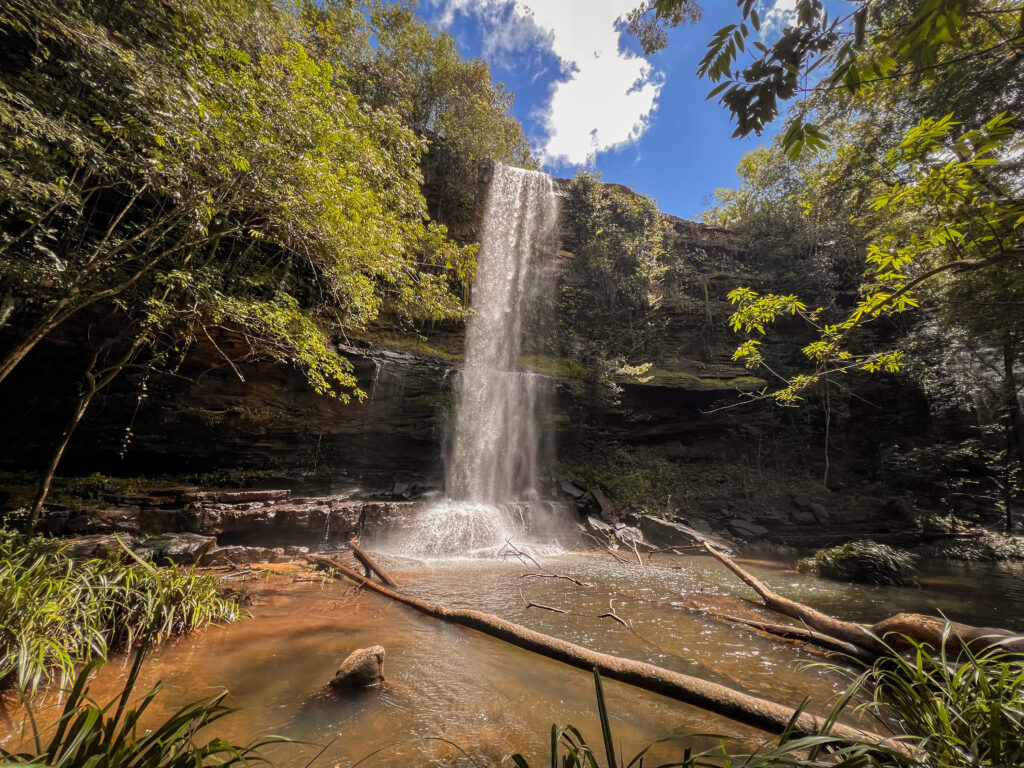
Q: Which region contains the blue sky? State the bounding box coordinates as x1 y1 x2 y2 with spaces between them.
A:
416 0 802 220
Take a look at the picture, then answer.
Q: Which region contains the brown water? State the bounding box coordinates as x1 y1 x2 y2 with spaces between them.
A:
5 552 1023 767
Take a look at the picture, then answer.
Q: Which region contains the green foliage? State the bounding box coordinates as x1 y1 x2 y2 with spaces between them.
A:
2 657 278 767
855 638 1024 767
625 0 702 57
305 0 535 236
724 112 1021 406
555 173 670 400
0 0 527 401
0 531 241 694
675 0 1021 156
796 541 919 586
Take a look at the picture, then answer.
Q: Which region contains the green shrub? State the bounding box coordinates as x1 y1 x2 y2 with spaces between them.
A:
796 541 918 586
0 530 241 693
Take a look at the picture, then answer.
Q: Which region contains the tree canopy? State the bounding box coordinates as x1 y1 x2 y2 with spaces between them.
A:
0 0 534 516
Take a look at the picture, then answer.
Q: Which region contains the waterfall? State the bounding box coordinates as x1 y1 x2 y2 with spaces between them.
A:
372 164 564 558
447 165 557 503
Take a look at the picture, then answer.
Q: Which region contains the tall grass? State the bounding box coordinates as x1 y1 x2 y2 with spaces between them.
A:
857 638 1024 766
0 530 241 694
1 656 280 766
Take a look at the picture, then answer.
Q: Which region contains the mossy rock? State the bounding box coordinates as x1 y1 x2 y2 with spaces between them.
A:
796 541 918 586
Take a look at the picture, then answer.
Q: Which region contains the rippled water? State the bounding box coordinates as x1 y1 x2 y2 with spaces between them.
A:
4 553 1023 766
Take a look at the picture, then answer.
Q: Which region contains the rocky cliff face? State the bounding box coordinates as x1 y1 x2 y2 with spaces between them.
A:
0 330 456 493
0 175 935 533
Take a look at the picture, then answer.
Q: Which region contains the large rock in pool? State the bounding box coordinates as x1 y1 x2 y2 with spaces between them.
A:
330 646 386 689
639 515 735 554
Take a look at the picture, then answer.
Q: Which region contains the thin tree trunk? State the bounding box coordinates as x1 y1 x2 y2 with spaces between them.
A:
1003 333 1021 531
28 380 98 527
305 554 897 747
348 537 399 588
28 336 145 527
822 381 831 489
0 298 74 384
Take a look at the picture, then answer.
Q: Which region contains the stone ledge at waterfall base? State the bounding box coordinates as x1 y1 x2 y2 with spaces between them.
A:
26 486 419 558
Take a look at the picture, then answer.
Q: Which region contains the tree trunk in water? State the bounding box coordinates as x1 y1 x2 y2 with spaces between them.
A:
348 537 400 588
703 545 1024 656
717 614 875 663
305 553 896 747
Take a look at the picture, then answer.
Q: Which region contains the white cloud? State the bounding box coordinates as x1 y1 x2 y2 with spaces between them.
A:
759 0 797 39
434 0 663 167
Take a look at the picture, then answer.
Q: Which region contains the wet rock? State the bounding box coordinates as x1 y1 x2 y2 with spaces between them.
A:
197 504 278 535
558 479 585 499
217 489 290 504
790 508 818 525
330 646 386 689
143 533 217 565
200 543 310 565
725 519 769 539
200 544 276 566
54 533 139 560
807 502 830 522
356 501 420 539
278 503 329 531
120 493 175 508
581 515 614 540
689 517 713 533
590 488 616 519
639 515 734 553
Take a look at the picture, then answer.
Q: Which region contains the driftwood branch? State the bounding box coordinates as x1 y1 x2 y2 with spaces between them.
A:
517 572 594 588
579 529 632 565
305 553 896 747
704 544 1024 656
499 539 544 570
718 615 875 663
348 537 399 589
519 588 571 614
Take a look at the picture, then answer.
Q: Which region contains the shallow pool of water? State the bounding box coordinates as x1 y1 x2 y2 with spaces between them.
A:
5 552 1023 766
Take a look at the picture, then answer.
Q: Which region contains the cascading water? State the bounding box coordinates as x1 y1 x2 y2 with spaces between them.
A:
374 164 564 558
447 166 556 504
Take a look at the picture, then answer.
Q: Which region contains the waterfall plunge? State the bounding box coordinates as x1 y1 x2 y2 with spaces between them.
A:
377 165 565 558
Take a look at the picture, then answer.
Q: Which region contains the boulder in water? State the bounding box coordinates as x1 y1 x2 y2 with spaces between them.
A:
330 645 386 689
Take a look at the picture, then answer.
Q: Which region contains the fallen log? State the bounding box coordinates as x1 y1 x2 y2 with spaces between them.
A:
349 537 399 589
704 544 1024 656
305 553 896 747
718 615 875 663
